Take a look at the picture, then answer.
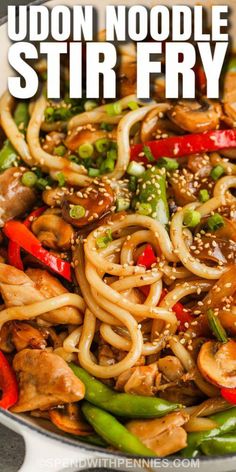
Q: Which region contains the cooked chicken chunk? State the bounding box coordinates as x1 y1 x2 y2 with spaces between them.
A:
127 411 189 456
0 167 36 227
11 349 85 412
0 264 82 325
115 363 161 396
0 321 46 352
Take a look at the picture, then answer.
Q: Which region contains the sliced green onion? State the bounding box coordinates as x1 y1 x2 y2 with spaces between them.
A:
69 154 80 164
78 143 94 159
199 189 210 203
105 101 122 116
100 122 113 131
127 161 145 177
207 213 224 231
54 145 66 156
143 145 155 162
157 157 179 171
88 167 100 177
95 138 110 154
96 229 113 249
107 149 117 161
207 309 228 343
136 202 152 216
84 100 98 112
127 101 139 111
210 165 225 181
128 175 137 193
116 197 130 212
55 172 66 187
44 106 54 121
21 171 38 188
69 204 86 219
100 158 115 174
183 209 201 228
36 177 50 190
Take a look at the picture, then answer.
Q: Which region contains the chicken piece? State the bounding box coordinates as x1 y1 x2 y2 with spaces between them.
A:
127 411 189 456
0 167 36 227
158 356 184 382
115 363 161 396
0 264 82 325
26 268 82 325
11 349 85 412
0 321 46 352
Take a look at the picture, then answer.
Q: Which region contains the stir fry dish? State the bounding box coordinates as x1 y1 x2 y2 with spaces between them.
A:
0 48 236 459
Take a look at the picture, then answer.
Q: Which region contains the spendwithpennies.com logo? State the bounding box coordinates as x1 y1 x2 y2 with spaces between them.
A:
42 457 200 469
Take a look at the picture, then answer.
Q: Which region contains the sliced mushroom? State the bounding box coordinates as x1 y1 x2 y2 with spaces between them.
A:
62 181 114 229
31 213 74 250
49 403 92 436
42 187 68 207
197 339 236 388
223 70 236 126
64 126 116 152
168 99 221 134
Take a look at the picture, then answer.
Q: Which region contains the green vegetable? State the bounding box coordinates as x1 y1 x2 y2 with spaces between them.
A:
69 205 86 219
0 140 17 170
100 158 115 174
207 213 224 231
127 161 145 177
107 149 117 161
84 100 98 111
95 138 110 154
227 57 236 72
135 167 170 225
105 101 122 116
82 402 155 456
14 102 29 132
210 165 225 181
157 157 179 171
78 143 94 159
182 407 236 457
206 309 228 343
55 172 66 187
200 433 236 456
88 168 100 177
69 154 80 164
136 202 152 216
116 197 130 212
75 433 107 447
100 122 113 131
127 101 139 110
183 210 201 228
70 364 180 418
36 177 51 190
21 171 38 188
96 229 113 249
54 145 66 156
199 189 210 203
129 175 137 193
143 145 155 162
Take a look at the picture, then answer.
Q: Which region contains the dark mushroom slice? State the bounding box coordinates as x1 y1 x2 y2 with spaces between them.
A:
50 403 92 436
62 181 114 229
64 126 116 153
31 213 74 250
197 339 236 388
168 99 222 134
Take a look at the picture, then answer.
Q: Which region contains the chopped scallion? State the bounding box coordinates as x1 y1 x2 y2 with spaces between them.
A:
105 101 122 116
95 138 110 154
207 213 224 231
69 205 86 219
127 161 145 177
143 145 155 162
116 198 130 212
183 209 201 228
207 309 228 343
199 189 210 203
136 202 152 216
96 229 113 249
78 143 94 159
210 165 225 181
157 157 179 171
21 171 38 188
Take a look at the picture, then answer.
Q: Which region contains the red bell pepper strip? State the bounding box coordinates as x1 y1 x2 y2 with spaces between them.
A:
221 388 236 405
4 221 71 282
137 244 156 269
0 350 18 409
130 129 236 164
7 207 46 271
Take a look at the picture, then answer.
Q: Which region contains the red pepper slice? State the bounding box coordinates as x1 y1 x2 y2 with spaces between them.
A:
137 244 156 269
221 387 236 405
4 221 71 282
130 129 236 164
0 350 18 409
8 206 46 270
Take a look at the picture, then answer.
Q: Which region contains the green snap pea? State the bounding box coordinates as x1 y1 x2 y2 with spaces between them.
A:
0 140 17 170
70 364 179 418
14 102 29 132
200 433 236 456
182 407 236 457
74 433 107 447
82 402 156 456
135 167 169 225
